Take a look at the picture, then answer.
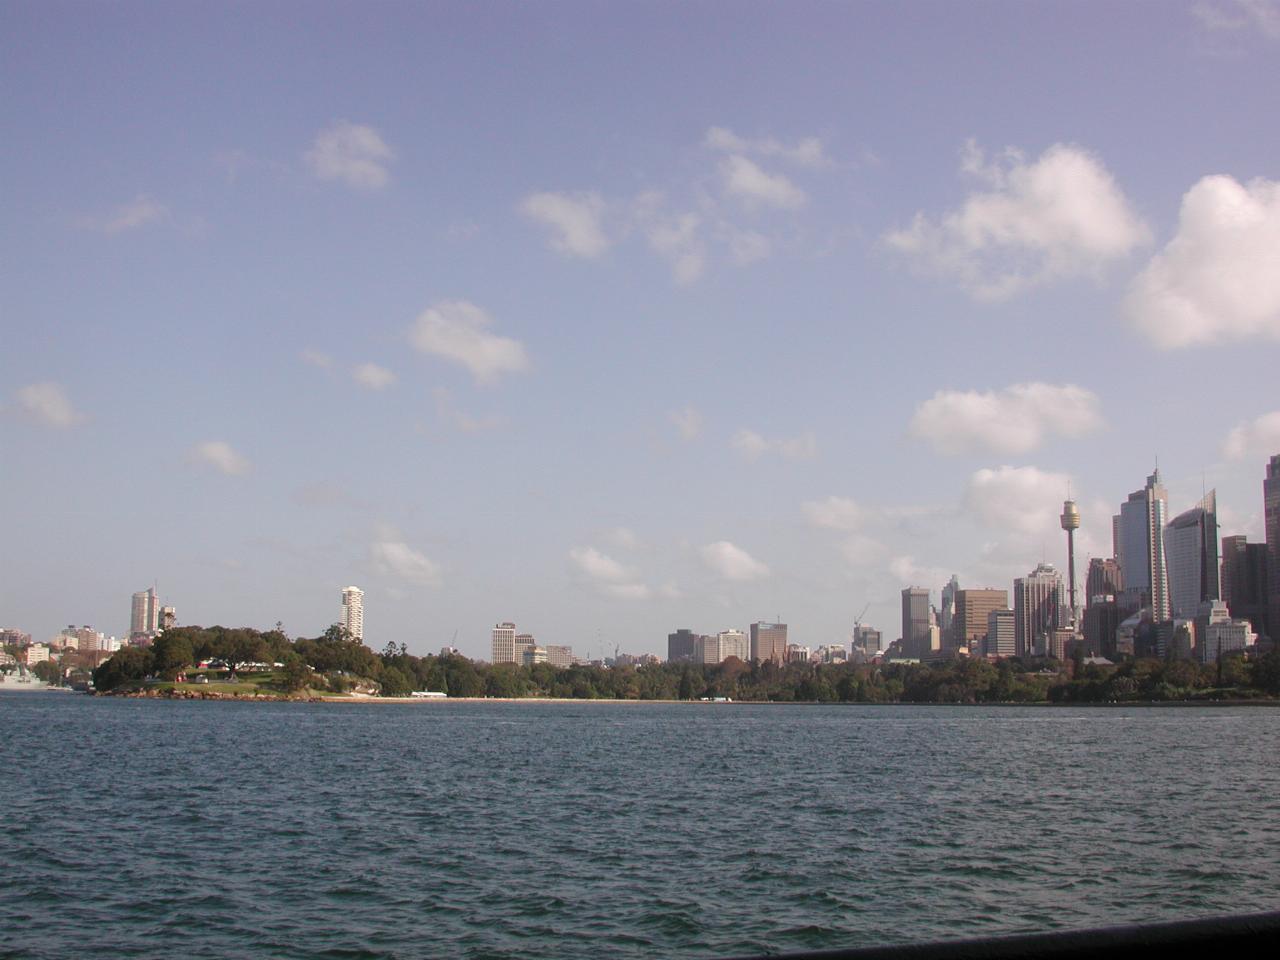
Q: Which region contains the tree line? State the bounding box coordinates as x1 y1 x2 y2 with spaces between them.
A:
88 624 1280 702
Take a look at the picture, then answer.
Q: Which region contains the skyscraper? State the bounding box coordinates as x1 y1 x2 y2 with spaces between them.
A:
1163 491 1219 619
1060 499 1080 627
1115 469 1170 621
1221 535 1270 638
718 629 749 662
130 587 158 638
341 586 364 640
1014 563 1063 657
952 588 1009 653
940 575 959 637
1085 557 1123 603
491 621 516 664
667 628 697 663
900 587 931 659
1267 454 1280 638
750 622 788 663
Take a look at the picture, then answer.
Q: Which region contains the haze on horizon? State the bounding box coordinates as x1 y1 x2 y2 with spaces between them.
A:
3 1 1279 658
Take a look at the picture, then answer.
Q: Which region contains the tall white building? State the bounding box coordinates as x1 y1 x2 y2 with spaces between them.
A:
341 586 364 640
1115 469 1170 621
1014 563 1063 657
1164 491 1220 619
491 622 517 664
718 629 749 662
130 587 158 637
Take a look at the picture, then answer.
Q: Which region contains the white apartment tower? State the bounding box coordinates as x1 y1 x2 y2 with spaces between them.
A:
130 587 159 637
341 586 364 640
491 622 517 664
1115 469 1171 621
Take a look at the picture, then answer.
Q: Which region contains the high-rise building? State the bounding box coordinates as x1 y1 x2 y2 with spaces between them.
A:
1221 535 1270 638
341 586 364 640
1114 469 1170 621
986 609 1016 658
1082 600 1121 658
160 606 177 631
1086 558 1123 603
1060 499 1081 627
851 624 882 659
130 587 159 638
940 575 959 637
750 622 788 663
1014 563 1063 657
1266 455 1280 638
952 589 1009 653
900 588 931 659
718 629 749 662
490 621 516 663
694 633 720 665
1164 491 1220 619
546 645 574 668
667 628 697 663
1195 600 1255 664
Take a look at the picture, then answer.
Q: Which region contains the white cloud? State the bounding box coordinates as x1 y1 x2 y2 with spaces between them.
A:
352 362 397 390
371 536 440 586
15 382 83 428
79 194 167 234
909 382 1104 455
720 155 807 210
643 211 706 284
431 387 503 433
704 126 829 167
669 407 703 441
520 191 610 258
609 527 639 549
1223 410 1280 460
727 229 772 265
569 546 651 599
305 120 394 190
1192 1 1280 38
602 582 653 600
409 300 529 383
1123 175 1280 348
701 541 769 581
965 465 1071 536
301 349 333 369
802 496 863 532
732 428 817 460
189 440 251 476
884 141 1149 300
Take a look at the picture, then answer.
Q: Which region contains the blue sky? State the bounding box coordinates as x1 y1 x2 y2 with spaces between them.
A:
3 1 1279 658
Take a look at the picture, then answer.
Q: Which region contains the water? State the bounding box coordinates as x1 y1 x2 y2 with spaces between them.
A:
2 694 1278 958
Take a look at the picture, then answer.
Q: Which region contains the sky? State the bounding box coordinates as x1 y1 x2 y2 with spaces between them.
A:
3 1 1279 659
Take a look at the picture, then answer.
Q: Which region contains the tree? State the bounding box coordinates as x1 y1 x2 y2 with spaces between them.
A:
379 666 414 697
280 653 313 693
93 647 154 692
151 632 194 679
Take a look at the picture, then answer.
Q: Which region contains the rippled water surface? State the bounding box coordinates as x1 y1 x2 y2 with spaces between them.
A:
2 694 1279 958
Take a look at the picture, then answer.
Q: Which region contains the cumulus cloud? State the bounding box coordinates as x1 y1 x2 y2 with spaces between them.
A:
14 382 84 428
1223 410 1280 460
720 155 807 209
1123 175 1280 348
802 496 863 531
705 126 829 167
965 465 1071 536
1192 0 1280 38
305 120 394 190
643 211 706 284
352 362 397 390
669 407 703 441
189 440 251 476
884 141 1150 300
701 541 769 581
409 300 529 383
371 536 440 586
569 546 651 599
79 194 167 234
732 428 817 461
301 349 333 369
520 191 610 258
909 382 1104 455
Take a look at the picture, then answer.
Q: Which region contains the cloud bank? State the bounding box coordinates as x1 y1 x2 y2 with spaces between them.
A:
910 382 1104 455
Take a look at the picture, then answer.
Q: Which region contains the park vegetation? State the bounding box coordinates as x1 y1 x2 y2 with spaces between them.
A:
85 625 1280 703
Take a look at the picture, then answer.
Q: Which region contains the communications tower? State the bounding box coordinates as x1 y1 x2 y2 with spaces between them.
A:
1060 499 1080 628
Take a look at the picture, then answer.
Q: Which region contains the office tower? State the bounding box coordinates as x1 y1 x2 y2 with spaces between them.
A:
851 624 882 659
1196 600 1254 664
986 608 1016 657
750 622 788 663
514 633 536 663
1086 558 1123 602
940 575 959 637
1082 600 1120 658
1221 535 1270 637
718 629 749 662
900 587 931 659
1267 455 1280 637
1114 469 1170 621
1164 491 1220 619
953 589 1009 653
1060 499 1080 627
694 633 720 665
341 586 364 640
667 628 697 663
130 587 159 637
159 606 177 631
491 621 516 664
546 645 574 668
1014 563 1064 657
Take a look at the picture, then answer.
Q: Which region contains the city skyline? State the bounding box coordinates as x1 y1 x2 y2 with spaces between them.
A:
3 4 1279 658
